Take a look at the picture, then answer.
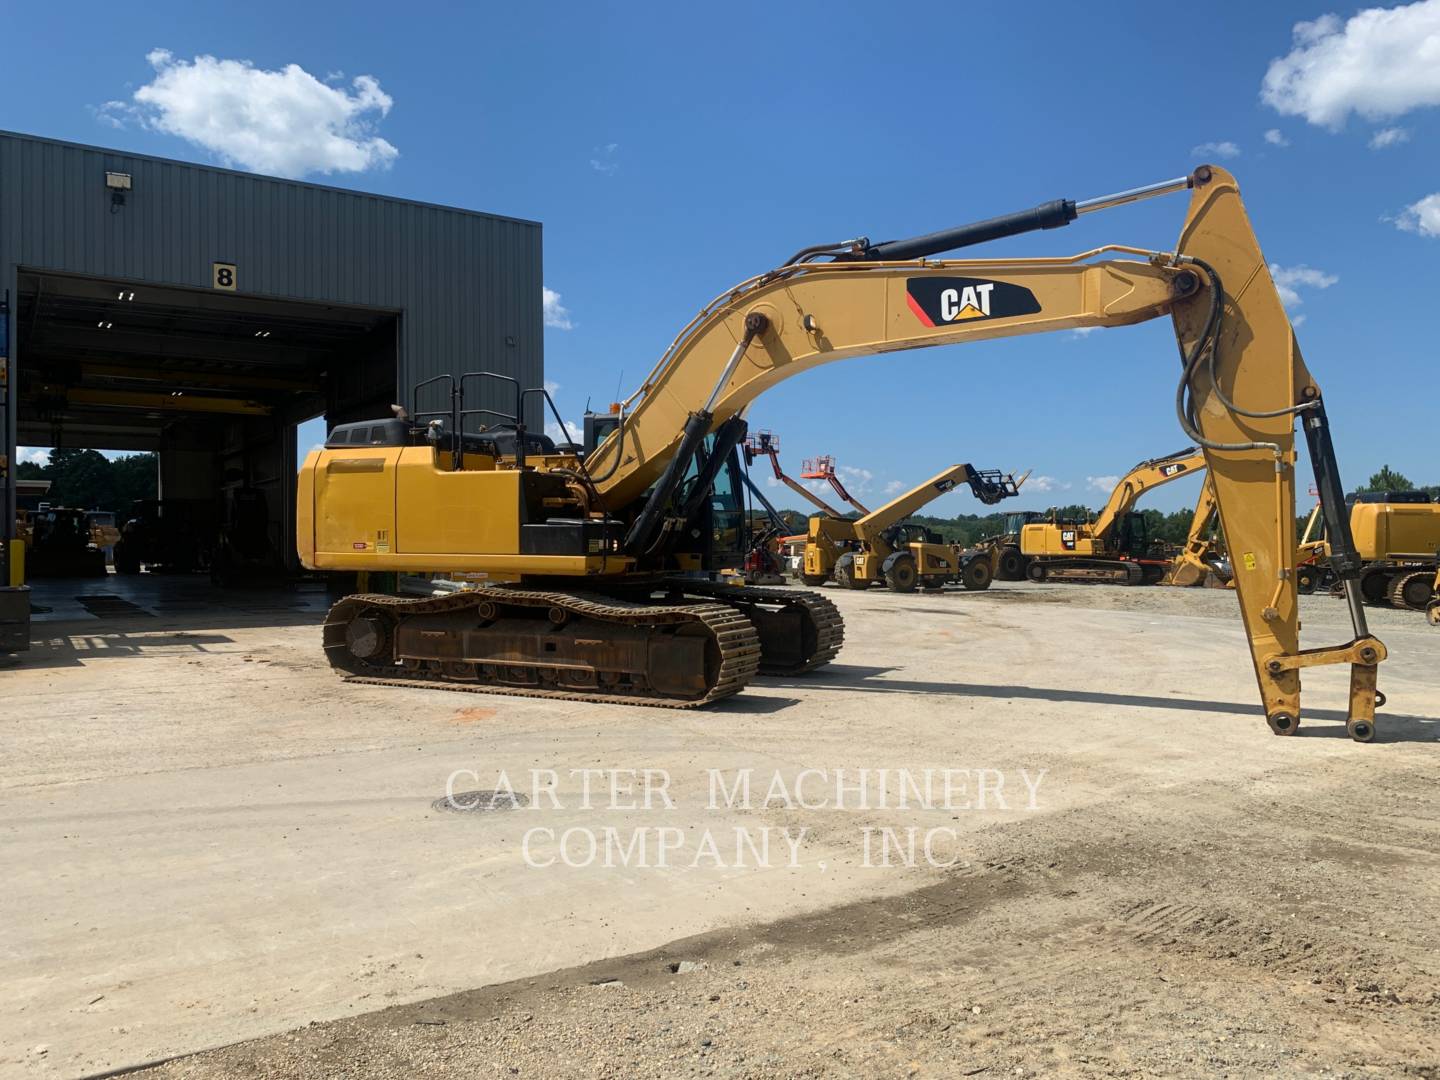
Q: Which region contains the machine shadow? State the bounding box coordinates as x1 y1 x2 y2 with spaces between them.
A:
7 629 240 670
758 666 1438 743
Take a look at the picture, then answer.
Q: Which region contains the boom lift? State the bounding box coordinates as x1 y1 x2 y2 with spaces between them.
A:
800 455 870 515
1022 449 1207 585
300 166 1387 739
802 464 1021 591
742 431 847 519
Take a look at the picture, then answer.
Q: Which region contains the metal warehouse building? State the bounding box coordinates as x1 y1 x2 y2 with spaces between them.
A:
0 129 542 604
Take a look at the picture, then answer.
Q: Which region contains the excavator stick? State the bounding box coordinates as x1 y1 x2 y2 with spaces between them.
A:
1173 167 1384 740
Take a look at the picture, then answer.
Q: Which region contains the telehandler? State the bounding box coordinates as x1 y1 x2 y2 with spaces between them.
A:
300 166 1388 740
1022 449 1207 585
801 464 1021 591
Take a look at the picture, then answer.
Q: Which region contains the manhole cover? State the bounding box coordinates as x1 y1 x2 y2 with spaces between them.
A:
431 790 529 813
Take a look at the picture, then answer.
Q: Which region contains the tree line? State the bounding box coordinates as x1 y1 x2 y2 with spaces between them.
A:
15 450 159 514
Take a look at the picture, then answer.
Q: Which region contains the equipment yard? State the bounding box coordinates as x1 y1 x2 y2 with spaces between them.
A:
5 579 1437 1079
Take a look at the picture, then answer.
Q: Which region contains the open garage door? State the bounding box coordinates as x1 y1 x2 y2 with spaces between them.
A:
16 270 398 578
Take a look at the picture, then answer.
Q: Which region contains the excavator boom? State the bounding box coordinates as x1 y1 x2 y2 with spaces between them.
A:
303 166 1386 738
1090 449 1207 540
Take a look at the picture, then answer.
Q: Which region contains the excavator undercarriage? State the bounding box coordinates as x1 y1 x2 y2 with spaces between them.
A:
323 580 841 707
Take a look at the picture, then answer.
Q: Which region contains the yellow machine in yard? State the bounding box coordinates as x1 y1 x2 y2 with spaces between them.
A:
1294 493 1439 610
801 464 1021 591
1163 479 1225 587
1349 496 1440 611
1022 449 1206 585
300 166 1389 740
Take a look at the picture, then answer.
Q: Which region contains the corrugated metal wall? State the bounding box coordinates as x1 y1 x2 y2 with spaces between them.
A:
0 129 543 425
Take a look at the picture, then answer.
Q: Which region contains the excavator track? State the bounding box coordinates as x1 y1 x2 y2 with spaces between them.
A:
323 587 761 708
1387 569 1437 612
666 580 844 673
1028 559 1148 586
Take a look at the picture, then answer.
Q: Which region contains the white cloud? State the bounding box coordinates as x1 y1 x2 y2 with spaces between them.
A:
542 287 574 330
543 379 561 395
1191 140 1241 159
1396 192 1440 236
1261 2 1440 129
837 465 874 494
1087 475 1121 493
1292 314 1308 327
1263 128 1290 147
544 417 584 445
1026 475 1070 494
1269 264 1339 308
1069 326 1100 339
17 447 50 465
590 143 620 175
102 49 398 178
883 480 905 496
1369 125 1411 148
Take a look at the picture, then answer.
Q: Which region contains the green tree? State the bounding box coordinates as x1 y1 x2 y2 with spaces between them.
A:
13 450 158 512
1361 465 1414 493
109 453 160 512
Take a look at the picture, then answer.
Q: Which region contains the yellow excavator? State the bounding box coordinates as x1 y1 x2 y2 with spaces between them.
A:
1163 479 1224 587
299 166 1387 740
1427 569 1439 627
801 464 1022 591
1022 449 1207 585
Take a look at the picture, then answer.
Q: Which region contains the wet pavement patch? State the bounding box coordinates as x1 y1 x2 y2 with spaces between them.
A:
75 594 154 618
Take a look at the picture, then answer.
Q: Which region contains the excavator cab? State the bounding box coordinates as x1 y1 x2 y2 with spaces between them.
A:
1114 512 1153 559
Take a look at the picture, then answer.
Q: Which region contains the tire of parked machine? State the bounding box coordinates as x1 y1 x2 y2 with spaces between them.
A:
1394 571 1435 611
962 557 993 591
884 555 918 594
114 542 141 575
834 554 868 590
1025 561 1048 582
998 547 1026 581
800 573 829 587
1359 569 1389 606
1295 566 1319 594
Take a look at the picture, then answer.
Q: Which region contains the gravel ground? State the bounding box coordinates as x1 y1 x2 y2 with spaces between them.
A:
6 576 1436 1079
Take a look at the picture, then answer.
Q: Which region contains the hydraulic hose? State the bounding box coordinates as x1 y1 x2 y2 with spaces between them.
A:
1173 259 1282 457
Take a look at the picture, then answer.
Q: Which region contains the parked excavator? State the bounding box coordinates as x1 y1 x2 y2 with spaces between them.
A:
1427 568 1439 627
1022 449 1207 585
802 464 1022 591
300 165 1388 739
1163 479 1225 587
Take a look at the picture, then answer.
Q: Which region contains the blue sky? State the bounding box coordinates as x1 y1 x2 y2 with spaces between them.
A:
9 1 1438 513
